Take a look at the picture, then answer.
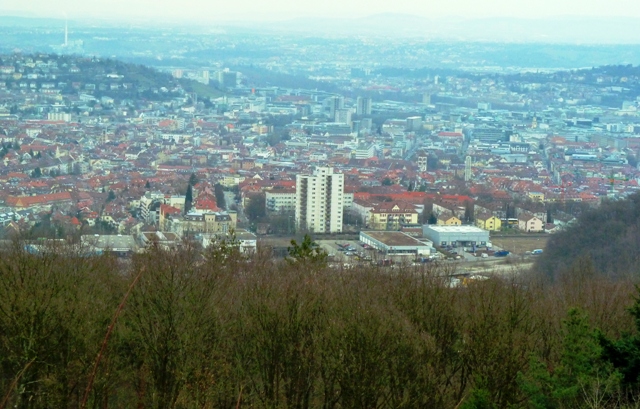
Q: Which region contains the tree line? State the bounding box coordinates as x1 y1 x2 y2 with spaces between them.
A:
2 238 640 408
535 192 640 279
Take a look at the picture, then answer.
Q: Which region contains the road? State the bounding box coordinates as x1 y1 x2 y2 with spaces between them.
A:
224 191 247 223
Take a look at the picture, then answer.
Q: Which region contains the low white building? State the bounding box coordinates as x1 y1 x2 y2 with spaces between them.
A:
197 229 257 254
81 234 138 255
360 231 434 257
422 225 490 247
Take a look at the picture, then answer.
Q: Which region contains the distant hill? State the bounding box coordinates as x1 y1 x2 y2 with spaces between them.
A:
244 14 640 44
535 192 640 278
0 53 223 101
0 15 66 27
2 12 640 44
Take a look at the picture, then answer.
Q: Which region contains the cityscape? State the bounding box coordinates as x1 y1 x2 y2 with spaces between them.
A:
0 27 639 261
4 5 640 407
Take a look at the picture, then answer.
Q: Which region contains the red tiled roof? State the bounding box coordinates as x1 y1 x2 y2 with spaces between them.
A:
160 204 182 216
371 201 418 214
6 191 72 208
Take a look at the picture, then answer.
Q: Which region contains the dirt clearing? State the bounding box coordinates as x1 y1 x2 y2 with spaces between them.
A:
491 235 549 255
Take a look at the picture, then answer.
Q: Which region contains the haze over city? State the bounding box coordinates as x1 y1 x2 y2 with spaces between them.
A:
2 0 640 44
2 0 640 22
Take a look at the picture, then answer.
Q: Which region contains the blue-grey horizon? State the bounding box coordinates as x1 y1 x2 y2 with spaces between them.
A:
1 0 639 22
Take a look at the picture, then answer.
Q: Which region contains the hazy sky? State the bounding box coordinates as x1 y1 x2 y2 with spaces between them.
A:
2 0 639 21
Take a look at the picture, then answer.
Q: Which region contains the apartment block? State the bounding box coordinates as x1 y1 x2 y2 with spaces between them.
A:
265 189 297 213
295 167 344 233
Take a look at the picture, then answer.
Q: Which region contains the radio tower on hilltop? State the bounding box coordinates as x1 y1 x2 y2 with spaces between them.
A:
64 20 68 47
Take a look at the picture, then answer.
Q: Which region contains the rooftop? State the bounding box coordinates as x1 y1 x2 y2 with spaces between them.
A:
142 231 181 242
424 225 488 233
234 228 257 241
81 234 137 251
361 231 431 247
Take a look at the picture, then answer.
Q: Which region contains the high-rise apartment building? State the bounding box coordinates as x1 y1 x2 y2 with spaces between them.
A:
464 156 472 182
356 96 372 115
217 70 237 90
326 96 344 120
406 116 423 132
296 167 344 233
334 108 352 126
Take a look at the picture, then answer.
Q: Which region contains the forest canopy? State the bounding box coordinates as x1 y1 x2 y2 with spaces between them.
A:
1 237 640 408
535 192 640 279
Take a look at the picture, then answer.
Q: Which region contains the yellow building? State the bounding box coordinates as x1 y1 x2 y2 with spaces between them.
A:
220 175 245 187
518 213 544 233
368 202 419 230
437 213 462 226
171 211 238 235
475 213 502 232
528 192 545 202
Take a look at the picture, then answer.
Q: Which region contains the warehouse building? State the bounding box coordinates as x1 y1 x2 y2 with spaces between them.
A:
197 229 257 254
81 234 138 256
359 231 434 257
422 225 490 247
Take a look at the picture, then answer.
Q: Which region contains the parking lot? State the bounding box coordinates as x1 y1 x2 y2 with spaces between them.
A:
317 240 376 264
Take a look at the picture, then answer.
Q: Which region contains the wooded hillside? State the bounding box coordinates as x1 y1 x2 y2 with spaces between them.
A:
535 192 640 279
1 238 640 408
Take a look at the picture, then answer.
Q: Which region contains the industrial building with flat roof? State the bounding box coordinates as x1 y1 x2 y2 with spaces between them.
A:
81 234 138 255
197 229 257 254
359 231 434 257
422 225 490 247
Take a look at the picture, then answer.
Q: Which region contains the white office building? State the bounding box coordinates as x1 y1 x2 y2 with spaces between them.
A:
335 108 352 126
265 189 297 213
296 167 344 233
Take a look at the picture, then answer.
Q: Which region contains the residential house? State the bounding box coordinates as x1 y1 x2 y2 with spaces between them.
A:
528 191 545 202
167 211 237 236
475 212 502 232
432 201 467 220
368 201 419 230
350 198 374 226
518 213 544 232
437 212 462 226
158 204 182 231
